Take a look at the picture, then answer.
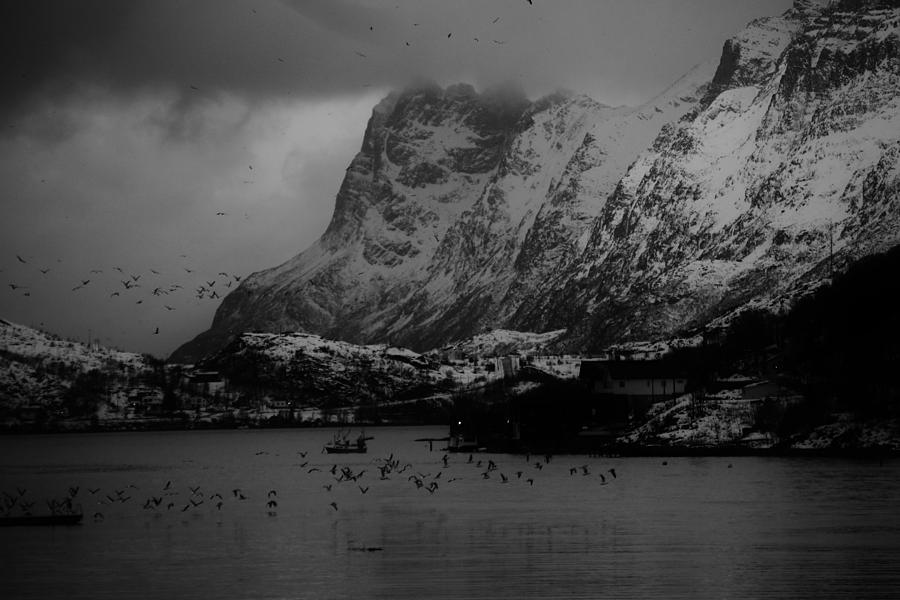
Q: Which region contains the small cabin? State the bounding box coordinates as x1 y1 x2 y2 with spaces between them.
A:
579 359 688 416
186 370 225 394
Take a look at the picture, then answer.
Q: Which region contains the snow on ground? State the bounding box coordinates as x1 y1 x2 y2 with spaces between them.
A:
618 394 765 447
439 328 567 357
792 418 900 451
621 392 900 451
1 319 153 412
0 318 146 372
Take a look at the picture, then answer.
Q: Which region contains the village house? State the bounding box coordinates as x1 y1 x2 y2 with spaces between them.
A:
185 370 226 395
579 359 688 417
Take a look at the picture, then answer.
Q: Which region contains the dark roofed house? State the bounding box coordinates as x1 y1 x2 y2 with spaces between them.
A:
579 359 688 417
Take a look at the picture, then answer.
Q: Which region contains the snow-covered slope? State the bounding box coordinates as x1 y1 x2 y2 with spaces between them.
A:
435 328 568 358
202 331 501 404
173 69 712 361
0 319 149 410
515 0 900 349
173 0 900 362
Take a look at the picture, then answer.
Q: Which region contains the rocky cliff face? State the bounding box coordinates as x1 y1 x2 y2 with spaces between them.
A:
519 0 900 350
171 0 900 363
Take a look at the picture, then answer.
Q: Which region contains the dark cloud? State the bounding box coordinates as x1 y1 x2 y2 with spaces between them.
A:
3 1 137 115
3 0 794 128
0 0 796 356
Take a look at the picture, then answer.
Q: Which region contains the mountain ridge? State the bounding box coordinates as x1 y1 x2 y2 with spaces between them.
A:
171 0 900 364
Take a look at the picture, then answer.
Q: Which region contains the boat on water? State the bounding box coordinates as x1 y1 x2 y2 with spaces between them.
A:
323 429 372 454
0 512 83 527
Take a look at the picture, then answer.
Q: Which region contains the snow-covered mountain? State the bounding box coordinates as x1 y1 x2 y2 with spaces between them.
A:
172 0 900 363
520 0 900 349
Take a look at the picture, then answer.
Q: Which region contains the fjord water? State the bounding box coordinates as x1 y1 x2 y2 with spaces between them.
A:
1 428 899 600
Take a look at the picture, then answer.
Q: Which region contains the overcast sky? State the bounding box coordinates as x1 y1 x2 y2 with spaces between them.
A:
0 0 792 358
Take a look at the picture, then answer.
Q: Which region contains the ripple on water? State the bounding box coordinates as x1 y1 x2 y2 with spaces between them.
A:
0 428 899 600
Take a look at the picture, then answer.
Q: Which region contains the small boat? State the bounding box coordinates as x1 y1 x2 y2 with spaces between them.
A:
324 429 372 454
0 513 83 527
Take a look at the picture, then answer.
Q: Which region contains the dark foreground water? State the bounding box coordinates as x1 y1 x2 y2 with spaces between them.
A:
1 427 899 599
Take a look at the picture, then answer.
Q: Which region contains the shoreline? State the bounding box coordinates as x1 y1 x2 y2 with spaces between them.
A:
2 420 897 458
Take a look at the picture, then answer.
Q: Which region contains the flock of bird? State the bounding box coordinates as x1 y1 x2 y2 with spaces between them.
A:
3 2 547 344
1 444 627 527
179 3 540 93
4 252 244 336
347 6 534 60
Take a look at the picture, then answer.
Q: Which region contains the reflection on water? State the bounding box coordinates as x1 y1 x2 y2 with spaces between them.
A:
1 428 899 599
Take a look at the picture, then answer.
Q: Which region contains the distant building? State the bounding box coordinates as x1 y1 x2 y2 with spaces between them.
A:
498 356 520 379
709 373 760 393
579 359 688 416
186 370 225 395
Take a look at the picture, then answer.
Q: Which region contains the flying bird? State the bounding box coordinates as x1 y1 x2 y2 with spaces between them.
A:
16 255 26 263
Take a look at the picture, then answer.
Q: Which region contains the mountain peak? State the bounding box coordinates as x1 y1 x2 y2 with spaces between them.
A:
170 1 900 363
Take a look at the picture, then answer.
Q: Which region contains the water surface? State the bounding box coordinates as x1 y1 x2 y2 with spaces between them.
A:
1 427 898 599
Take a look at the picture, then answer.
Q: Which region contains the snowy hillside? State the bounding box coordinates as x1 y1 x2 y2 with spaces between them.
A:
202 331 519 406
436 328 567 358
514 0 900 349
173 0 900 362
0 318 149 411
